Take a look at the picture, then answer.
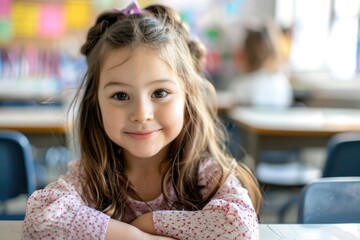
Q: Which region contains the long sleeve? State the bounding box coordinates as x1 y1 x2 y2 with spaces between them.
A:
152 159 259 240
22 160 110 240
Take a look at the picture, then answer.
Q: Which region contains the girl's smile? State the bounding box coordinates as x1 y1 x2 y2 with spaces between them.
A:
125 129 161 141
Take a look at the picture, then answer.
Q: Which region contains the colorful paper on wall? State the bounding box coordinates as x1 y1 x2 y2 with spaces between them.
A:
91 0 113 11
65 1 91 30
0 19 12 41
137 0 154 8
0 0 11 17
12 2 39 37
39 3 65 38
223 0 245 15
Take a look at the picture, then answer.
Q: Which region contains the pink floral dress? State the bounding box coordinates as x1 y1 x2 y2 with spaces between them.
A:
22 156 259 239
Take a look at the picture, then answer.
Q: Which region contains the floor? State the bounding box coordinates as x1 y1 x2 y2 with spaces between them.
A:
260 187 301 223
259 147 326 224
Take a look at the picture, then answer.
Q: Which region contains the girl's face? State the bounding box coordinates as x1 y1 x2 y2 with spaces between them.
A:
98 46 185 161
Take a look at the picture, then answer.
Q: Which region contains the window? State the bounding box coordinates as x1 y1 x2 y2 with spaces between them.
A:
276 0 360 80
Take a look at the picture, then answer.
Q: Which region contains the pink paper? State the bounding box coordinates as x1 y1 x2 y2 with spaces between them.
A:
0 0 11 17
39 3 65 38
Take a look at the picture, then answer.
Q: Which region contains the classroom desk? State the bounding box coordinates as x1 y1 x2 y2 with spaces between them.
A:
0 221 22 240
0 106 73 159
216 90 236 112
0 106 71 134
228 107 360 165
260 223 360 239
2 221 359 240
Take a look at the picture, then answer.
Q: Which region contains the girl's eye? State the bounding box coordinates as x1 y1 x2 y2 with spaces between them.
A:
112 92 129 101
152 89 169 98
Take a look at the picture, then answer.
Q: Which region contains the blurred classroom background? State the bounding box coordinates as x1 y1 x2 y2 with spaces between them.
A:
1 0 360 224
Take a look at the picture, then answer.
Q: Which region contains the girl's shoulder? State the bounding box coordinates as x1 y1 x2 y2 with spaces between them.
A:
198 153 220 174
56 158 87 189
198 153 223 185
66 158 84 176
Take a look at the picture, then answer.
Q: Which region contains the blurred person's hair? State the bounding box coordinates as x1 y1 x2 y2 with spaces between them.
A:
241 23 280 73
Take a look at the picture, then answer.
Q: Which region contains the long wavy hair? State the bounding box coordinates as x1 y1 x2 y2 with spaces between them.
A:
72 4 261 220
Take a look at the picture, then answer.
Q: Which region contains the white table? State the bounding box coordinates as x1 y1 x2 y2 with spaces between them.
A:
2 221 360 240
0 107 71 133
0 106 74 161
0 221 22 240
228 107 360 165
260 223 360 240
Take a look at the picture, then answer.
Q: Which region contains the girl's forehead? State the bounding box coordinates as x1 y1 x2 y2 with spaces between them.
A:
100 46 184 87
102 46 165 71
102 47 132 72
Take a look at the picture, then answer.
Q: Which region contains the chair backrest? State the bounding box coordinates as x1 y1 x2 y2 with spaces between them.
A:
0 130 36 203
297 177 360 223
323 131 360 177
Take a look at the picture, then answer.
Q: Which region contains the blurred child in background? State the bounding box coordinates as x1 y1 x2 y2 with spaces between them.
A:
228 23 293 108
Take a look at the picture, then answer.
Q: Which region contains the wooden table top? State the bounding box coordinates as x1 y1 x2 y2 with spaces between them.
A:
0 107 72 134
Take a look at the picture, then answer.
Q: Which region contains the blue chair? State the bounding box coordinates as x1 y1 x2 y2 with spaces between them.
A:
297 177 360 223
260 131 360 223
296 131 360 223
0 130 36 220
322 131 360 177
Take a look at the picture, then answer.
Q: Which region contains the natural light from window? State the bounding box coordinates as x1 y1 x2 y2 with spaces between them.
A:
276 0 360 80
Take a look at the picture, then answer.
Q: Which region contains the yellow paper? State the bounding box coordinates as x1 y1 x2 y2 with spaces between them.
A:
12 2 40 37
65 1 91 30
137 0 155 8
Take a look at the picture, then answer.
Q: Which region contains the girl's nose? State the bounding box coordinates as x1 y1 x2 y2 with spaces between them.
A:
130 98 154 122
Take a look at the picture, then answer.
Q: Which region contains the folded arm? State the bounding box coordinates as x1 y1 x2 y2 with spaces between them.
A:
22 160 172 240
131 173 258 240
154 175 258 240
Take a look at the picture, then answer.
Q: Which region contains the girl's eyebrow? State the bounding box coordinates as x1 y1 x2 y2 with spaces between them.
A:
103 79 177 89
150 79 178 86
103 81 129 89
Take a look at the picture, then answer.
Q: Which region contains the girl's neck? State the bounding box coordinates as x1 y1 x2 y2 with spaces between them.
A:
123 147 169 175
122 147 170 202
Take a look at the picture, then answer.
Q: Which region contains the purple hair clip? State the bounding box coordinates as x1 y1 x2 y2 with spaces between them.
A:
114 1 141 16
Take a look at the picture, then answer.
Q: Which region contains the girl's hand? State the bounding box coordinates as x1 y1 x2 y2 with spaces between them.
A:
131 212 156 234
146 234 177 240
106 217 177 240
132 213 177 240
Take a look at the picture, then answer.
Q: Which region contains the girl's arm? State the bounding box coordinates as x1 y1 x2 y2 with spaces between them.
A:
106 218 175 240
22 160 175 240
152 176 258 240
22 160 110 239
130 212 156 234
135 159 259 240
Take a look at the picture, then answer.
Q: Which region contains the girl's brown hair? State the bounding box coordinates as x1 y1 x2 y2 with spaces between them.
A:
73 4 261 220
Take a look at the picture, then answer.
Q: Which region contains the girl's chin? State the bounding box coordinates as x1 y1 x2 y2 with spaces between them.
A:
125 149 163 159
120 141 170 160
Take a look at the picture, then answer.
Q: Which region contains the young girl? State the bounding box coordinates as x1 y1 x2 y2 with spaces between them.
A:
22 2 261 239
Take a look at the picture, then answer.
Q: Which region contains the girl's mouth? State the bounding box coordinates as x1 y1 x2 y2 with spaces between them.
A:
125 130 160 140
